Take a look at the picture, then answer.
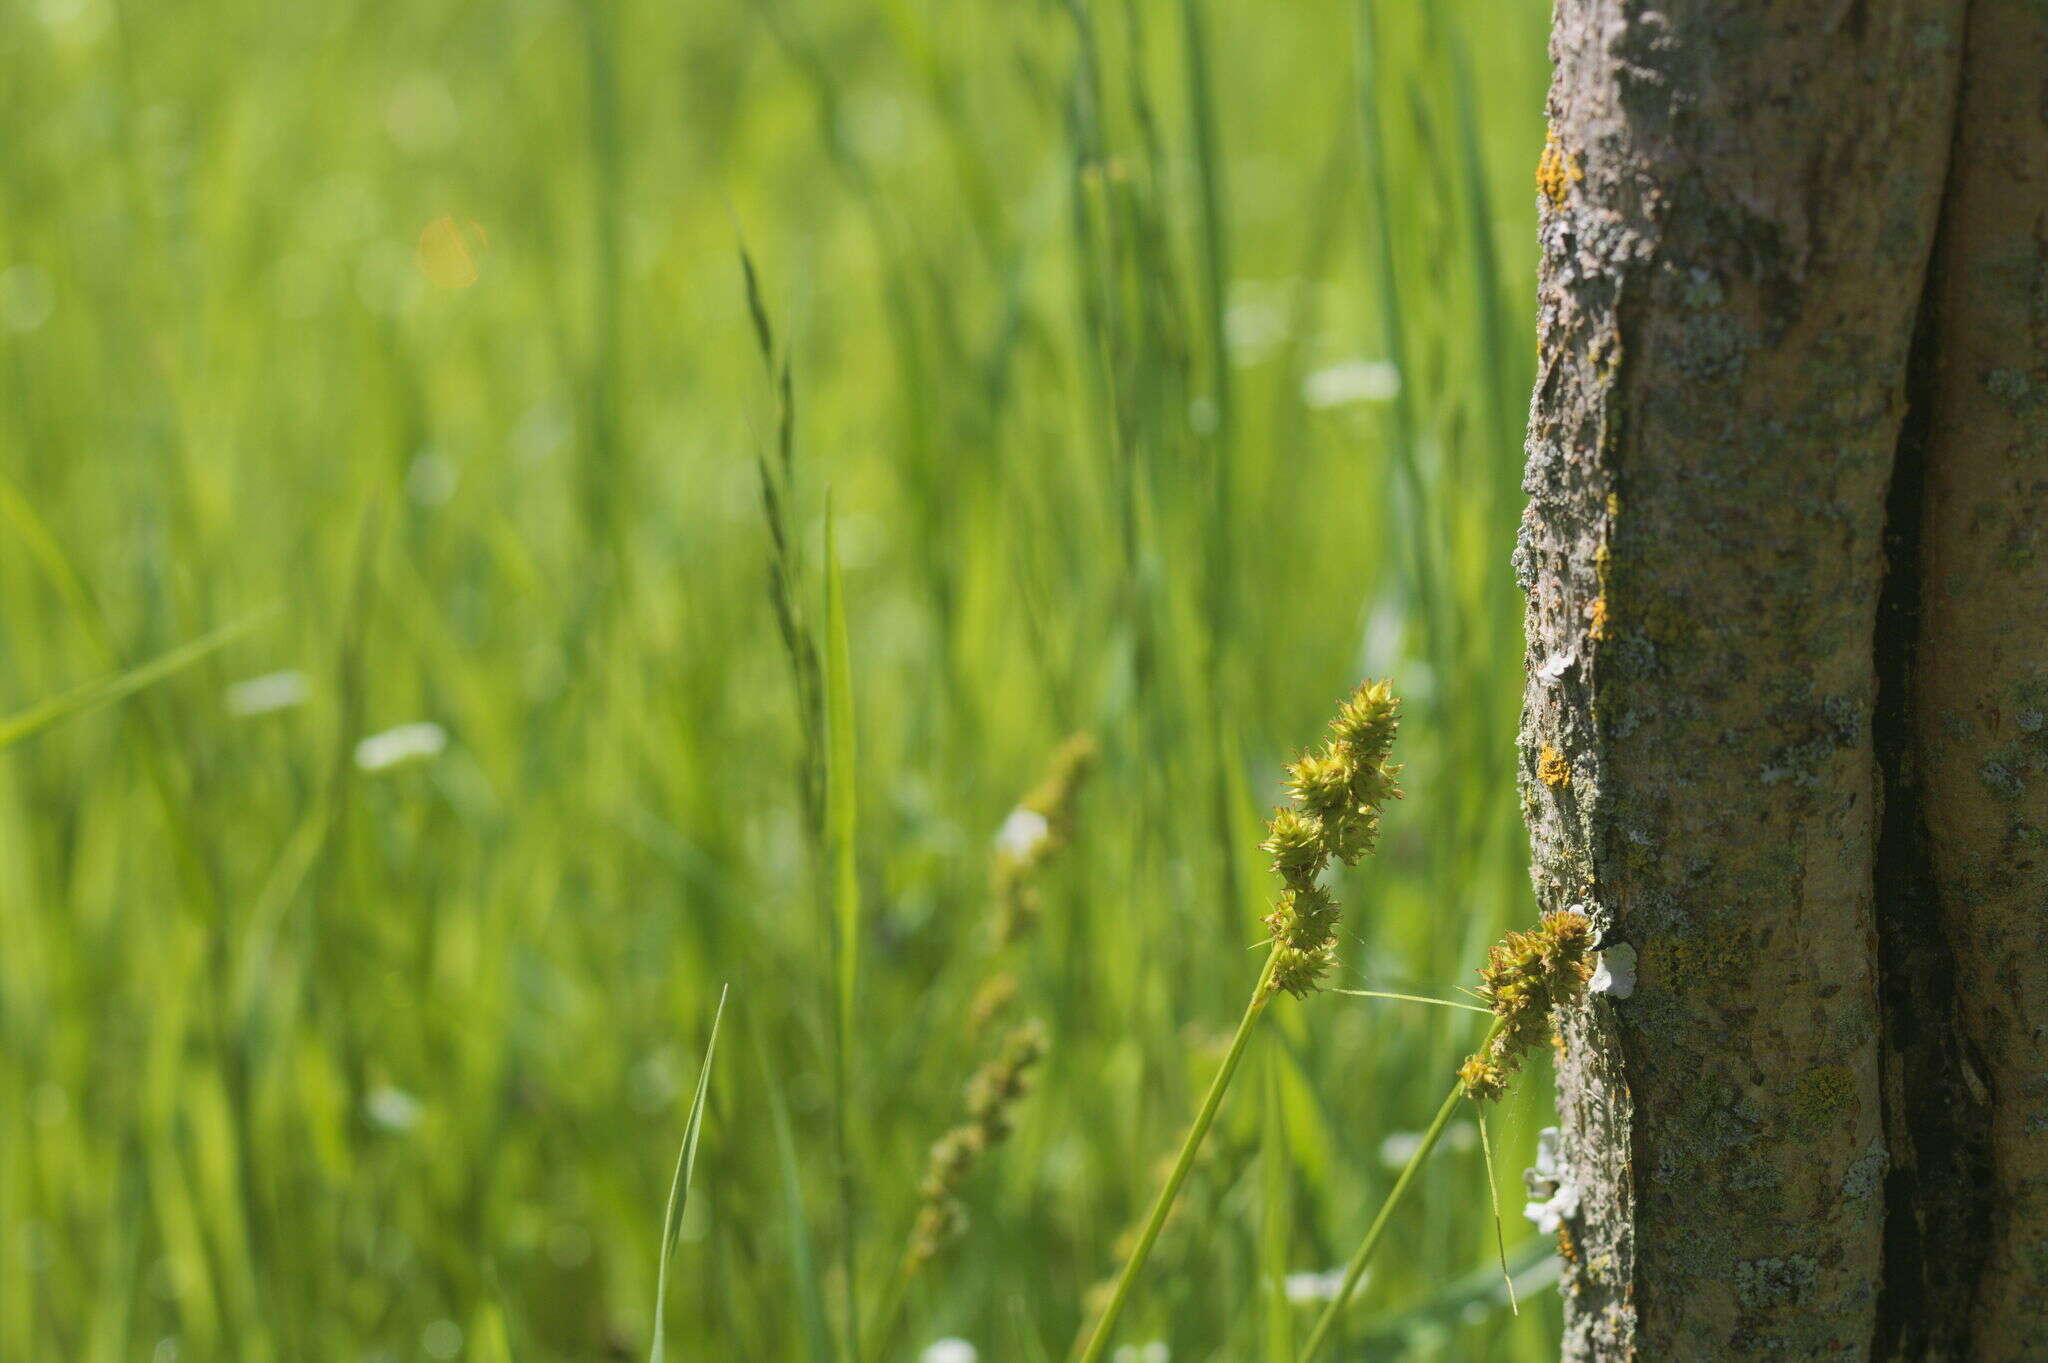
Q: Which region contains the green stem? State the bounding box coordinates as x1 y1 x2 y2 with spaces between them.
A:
1074 945 1283 1363
1297 1015 1506 1363
859 1250 918 1363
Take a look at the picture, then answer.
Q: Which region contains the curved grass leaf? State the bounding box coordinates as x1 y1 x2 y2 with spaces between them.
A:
650 985 729 1363
0 614 265 752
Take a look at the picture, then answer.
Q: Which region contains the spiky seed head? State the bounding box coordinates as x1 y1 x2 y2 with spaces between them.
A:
1265 882 1338 942
1287 745 1356 822
1460 908 1597 1102
1459 1055 1508 1103
1325 806 1383 867
1261 807 1327 885
909 1018 1049 1265
1270 939 1339 999
1348 759 1403 812
909 1200 968 1265
1258 682 1406 997
1331 680 1400 762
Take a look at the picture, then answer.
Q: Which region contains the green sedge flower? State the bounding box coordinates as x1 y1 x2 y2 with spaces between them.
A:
993 734 1098 946
1460 907 1596 1101
1260 807 1327 885
1286 746 1358 823
1263 681 1403 998
909 1019 1048 1265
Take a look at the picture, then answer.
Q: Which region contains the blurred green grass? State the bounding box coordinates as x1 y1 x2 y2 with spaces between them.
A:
0 0 1559 1358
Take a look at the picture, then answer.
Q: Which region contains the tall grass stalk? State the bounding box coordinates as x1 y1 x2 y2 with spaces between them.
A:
1305 908 1596 1357
1074 943 1282 1363
1296 1015 1503 1362
1080 680 1401 1360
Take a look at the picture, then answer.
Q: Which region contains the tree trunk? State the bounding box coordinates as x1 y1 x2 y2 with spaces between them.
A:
1516 2 2048 1357
1913 3 2048 1356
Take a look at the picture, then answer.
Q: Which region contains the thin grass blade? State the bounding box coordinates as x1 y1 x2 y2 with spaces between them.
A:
650 984 729 1363
0 613 266 751
758 1031 836 1363
822 504 859 1047
1260 1052 1293 1363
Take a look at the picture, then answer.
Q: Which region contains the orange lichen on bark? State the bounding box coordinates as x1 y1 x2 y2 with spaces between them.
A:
1537 131 1584 208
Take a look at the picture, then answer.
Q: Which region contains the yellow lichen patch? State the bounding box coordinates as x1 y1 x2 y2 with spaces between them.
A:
1537 131 1583 208
1789 1064 1857 1136
1586 595 1611 641
1539 744 1571 788
1644 934 1747 989
1605 491 1619 518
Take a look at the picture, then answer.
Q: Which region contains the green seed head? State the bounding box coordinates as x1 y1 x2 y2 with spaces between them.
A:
1286 745 1357 822
1258 681 1404 999
1261 806 1327 885
1331 679 1400 762
1459 908 1597 1101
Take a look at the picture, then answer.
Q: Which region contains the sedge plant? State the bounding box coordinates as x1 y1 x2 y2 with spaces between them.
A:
1297 905 1597 1360
866 734 1091 1363
1075 680 1402 1363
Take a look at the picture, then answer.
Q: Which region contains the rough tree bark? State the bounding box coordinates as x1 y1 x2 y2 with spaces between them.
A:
1914 3 2048 1356
1518 3 2048 1358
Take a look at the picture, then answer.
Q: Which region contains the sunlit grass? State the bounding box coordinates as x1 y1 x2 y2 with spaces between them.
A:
0 1 1559 1358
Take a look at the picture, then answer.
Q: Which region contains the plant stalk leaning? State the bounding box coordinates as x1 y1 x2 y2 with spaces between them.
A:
1074 681 1403 1363
1298 907 1597 1360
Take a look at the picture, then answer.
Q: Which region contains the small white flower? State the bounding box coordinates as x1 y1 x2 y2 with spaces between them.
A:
354 721 447 772
995 807 1050 861
1302 358 1400 409
225 670 309 717
1590 942 1637 1000
1283 1269 1347 1303
366 1086 421 1132
1225 296 1286 360
1527 1126 1561 1185
1525 1180 1581 1235
1378 1130 1425 1169
920 1340 977 1363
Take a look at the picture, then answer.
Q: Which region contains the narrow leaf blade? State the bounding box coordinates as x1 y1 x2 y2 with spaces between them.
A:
822 505 859 1045
650 984 729 1363
0 613 265 751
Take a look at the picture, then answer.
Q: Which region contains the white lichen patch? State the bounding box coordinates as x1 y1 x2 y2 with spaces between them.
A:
1590 942 1637 999
1525 1126 1583 1234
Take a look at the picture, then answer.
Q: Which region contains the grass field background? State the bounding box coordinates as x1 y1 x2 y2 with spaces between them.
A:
0 1 1560 1358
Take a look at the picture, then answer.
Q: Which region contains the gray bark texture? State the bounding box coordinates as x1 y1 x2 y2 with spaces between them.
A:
1915 3 2048 1356
1517 2 2048 1358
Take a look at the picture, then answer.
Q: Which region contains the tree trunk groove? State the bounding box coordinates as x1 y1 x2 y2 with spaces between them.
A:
1914 3 2048 1356
1518 2 2048 1358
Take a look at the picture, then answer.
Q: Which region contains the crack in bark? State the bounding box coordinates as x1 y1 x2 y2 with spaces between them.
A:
1869 259 1994 1362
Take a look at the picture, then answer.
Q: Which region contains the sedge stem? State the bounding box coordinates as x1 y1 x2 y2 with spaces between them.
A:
1074 944 1284 1363
859 1251 918 1363
1297 1015 1506 1362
